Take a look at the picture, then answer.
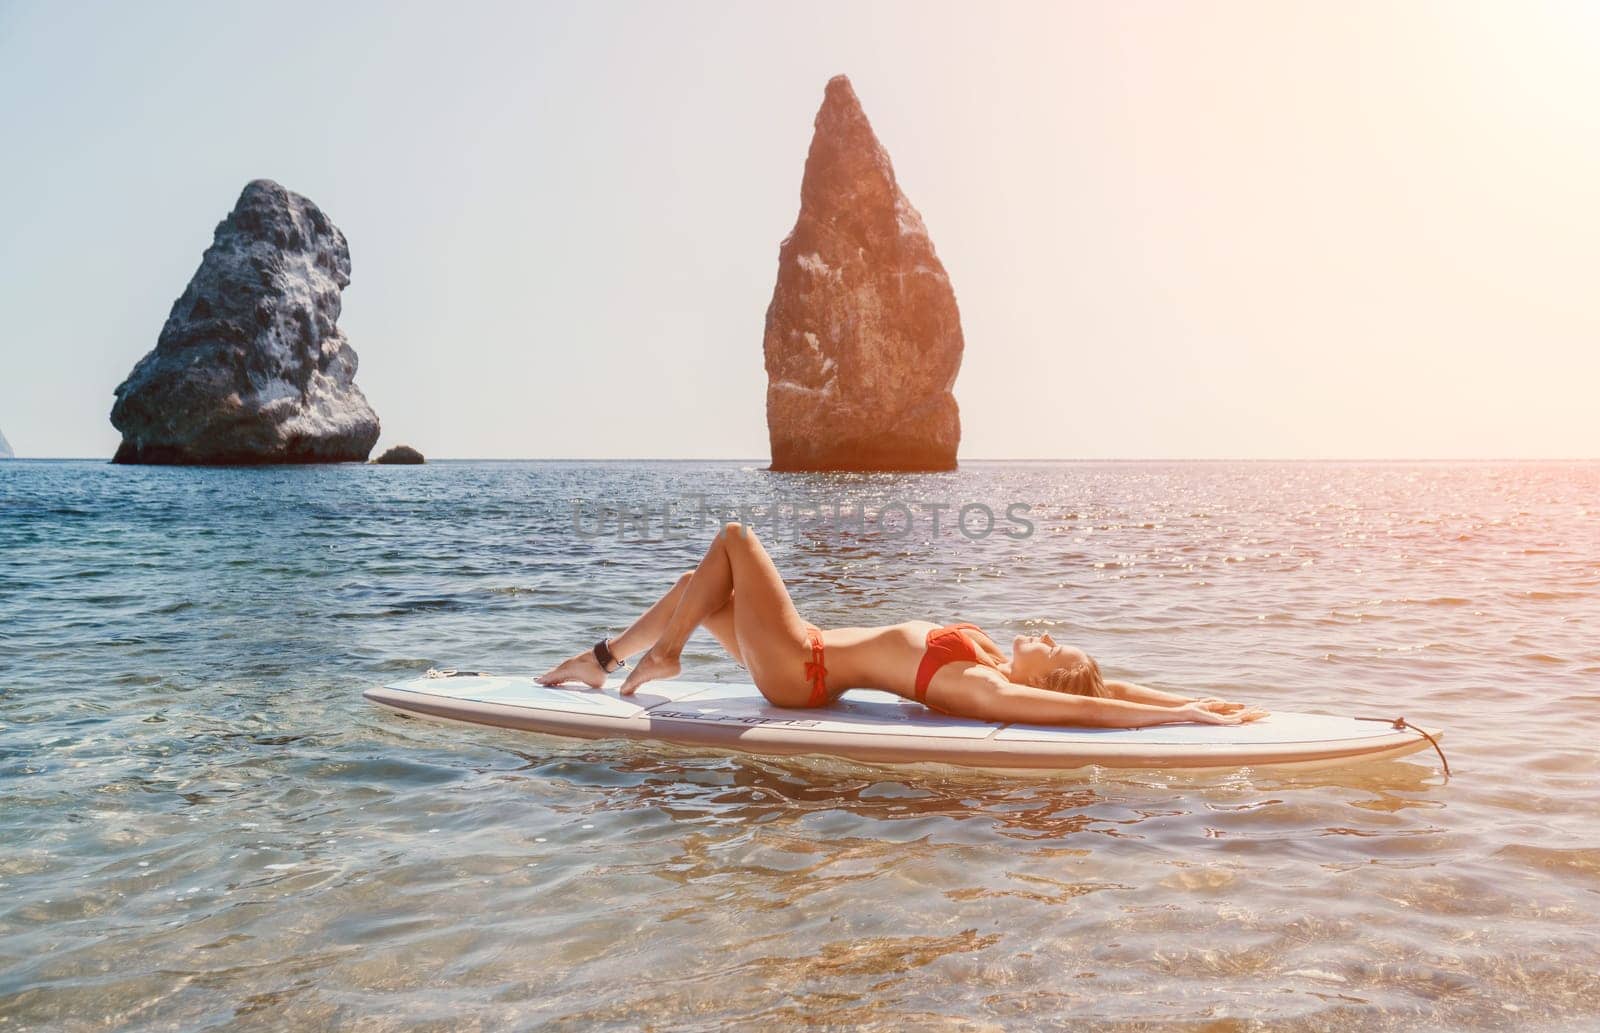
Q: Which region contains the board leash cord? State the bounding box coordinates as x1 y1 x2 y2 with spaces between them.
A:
1354 716 1450 778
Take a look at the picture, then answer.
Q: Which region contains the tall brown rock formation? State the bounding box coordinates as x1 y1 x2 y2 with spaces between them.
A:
763 75 964 472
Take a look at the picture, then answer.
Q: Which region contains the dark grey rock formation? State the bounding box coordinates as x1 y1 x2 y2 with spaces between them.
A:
372 444 425 465
110 180 380 464
763 75 964 472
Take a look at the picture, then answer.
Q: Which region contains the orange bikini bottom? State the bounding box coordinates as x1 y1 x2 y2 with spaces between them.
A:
803 623 829 707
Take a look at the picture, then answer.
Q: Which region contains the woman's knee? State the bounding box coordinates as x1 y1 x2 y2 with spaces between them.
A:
720 521 758 546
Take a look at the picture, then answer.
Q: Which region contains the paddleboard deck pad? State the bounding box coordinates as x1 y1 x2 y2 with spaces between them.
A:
364 673 1442 772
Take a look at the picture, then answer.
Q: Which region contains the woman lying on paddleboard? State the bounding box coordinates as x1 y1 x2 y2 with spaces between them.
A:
539 522 1267 727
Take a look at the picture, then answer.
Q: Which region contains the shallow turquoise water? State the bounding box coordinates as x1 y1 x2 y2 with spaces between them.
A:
2 459 1597 1030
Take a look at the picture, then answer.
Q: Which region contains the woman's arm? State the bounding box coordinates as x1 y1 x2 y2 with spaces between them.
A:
1105 680 1192 707
933 670 1249 728
1107 680 1262 719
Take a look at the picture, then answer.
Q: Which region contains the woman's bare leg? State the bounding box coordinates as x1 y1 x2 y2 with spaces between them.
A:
702 597 742 666
620 523 810 700
538 574 742 688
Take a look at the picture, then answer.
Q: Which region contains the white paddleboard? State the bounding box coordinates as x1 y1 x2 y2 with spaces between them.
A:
364 673 1442 773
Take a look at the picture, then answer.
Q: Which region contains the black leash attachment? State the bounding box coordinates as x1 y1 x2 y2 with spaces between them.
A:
1355 716 1450 778
592 637 628 674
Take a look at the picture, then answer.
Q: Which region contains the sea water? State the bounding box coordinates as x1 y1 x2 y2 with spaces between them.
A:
2 459 1597 1030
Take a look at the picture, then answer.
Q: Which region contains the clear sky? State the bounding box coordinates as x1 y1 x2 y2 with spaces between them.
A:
2 1 1596 460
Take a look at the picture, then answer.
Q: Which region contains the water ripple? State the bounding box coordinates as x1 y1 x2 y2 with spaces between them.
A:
2 459 1599 1030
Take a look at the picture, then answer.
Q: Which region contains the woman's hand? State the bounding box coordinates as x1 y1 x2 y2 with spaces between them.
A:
1192 697 1268 720
1177 700 1270 725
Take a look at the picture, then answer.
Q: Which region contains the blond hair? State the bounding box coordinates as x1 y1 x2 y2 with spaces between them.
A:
1038 654 1107 697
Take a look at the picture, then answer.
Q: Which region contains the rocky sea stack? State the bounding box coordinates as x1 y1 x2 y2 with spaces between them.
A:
763 75 964 472
110 180 380 465
372 444 425 465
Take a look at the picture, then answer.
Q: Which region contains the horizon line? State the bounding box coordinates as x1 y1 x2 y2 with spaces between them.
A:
6 455 1598 464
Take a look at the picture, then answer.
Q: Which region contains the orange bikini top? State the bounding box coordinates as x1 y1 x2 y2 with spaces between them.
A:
913 623 1002 703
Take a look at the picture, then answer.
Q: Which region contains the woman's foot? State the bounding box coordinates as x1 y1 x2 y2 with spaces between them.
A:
619 647 680 696
537 649 611 689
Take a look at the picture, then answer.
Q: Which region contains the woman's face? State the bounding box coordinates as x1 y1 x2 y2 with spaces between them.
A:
1010 632 1088 686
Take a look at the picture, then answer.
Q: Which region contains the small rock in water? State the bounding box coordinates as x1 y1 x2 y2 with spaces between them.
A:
372 444 426 465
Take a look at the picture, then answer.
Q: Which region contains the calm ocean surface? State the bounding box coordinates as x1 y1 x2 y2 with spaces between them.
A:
2 459 1597 1031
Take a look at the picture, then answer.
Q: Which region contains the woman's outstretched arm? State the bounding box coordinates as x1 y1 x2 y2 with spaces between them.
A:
1104 680 1192 707
1105 679 1259 716
936 670 1263 727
